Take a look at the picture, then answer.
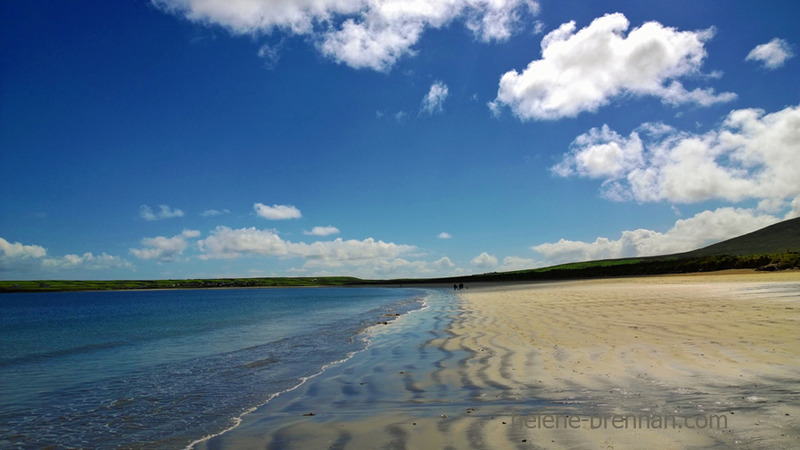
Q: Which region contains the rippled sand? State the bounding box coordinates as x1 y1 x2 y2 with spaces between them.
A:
198 271 800 449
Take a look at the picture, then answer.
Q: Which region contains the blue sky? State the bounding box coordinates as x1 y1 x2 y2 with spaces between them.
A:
2 0 799 280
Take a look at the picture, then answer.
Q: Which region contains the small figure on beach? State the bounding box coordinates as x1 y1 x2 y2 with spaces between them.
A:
459 283 464 290
454 284 458 291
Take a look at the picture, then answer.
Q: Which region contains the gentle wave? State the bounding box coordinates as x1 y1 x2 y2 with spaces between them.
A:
0 287 427 448
185 291 431 449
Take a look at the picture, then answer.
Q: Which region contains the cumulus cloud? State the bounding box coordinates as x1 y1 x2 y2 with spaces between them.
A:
1 237 132 275
421 81 449 114
553 124 645 179
499 255 540 271
532 207 782 264
318 12 427 71
254 203 302 220
471 251 498 268
432 256 456 270
140 204 185 221
437 232 453 239
304 225 340 236
42 253 133 271
197 226 417 268
554 104 800 205
0 237 47 274
0 237 47 260
153 0 538 71
470 253 536 271
490 13 735 120
318 1 539 71
152 0 362 34
130 229 200 262
746 38 794 69
305 255 460 279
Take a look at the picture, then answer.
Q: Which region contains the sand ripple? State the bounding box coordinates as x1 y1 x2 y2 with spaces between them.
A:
198 272 800 449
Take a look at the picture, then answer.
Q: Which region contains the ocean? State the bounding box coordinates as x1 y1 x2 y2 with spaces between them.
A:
0 287 427 448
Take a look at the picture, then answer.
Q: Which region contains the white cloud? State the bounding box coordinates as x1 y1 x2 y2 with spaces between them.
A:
553 124 644 178
200 209 230 217
746 38 794 69
198 227 287 259
151 0 362 34
130 230 200 262
153 0 538 71
197 226 417 267
254 203 302 220
490 13 735 120
0 237 48 274
554 104 800 204
42 253 133 271
532 207 783 265
499 255 540 271
432 256 456 270
140 204 185 221
1 237 133 275
471 251 498 268
466 0 540 42
299 237 417 268
437 232 453 239
470 253 537 271
789 197 800 219
304 225 340 236
291 255 462 279
319 14 427 71
0 237 47 260
319 1 538 71
182 229 202 238
421 81 449 114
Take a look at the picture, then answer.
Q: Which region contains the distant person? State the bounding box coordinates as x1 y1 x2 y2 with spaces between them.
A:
454 284 458 291
459 283 464 290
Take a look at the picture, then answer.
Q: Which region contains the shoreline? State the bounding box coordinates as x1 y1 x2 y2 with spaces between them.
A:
186 289 433 449
193 288 464 449
4 268 798 294
197 271 799 448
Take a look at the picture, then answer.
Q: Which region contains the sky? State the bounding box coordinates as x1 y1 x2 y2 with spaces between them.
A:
1 0 799 281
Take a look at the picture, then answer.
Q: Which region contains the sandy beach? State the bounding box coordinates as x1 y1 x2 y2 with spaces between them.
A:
200 271 800 449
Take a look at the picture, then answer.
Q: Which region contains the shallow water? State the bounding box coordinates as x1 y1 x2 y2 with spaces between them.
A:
196 288 470 448
0 287 425 448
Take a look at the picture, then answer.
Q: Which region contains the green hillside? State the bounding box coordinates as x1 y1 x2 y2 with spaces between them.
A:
678 216 800 257
391 216 800 285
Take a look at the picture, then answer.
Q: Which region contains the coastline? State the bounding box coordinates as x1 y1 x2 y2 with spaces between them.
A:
194 271 800 448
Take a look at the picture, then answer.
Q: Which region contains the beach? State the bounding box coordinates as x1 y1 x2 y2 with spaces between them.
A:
200 271 800 449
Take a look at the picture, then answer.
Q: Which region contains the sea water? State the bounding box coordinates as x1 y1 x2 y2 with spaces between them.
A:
0 287 426 448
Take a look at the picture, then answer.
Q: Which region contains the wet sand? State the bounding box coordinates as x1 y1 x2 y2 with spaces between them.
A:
197 271 800 449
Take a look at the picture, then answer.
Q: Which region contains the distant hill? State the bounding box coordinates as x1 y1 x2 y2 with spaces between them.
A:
3 218 799 293
389 216 800 285
676 216 800 257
